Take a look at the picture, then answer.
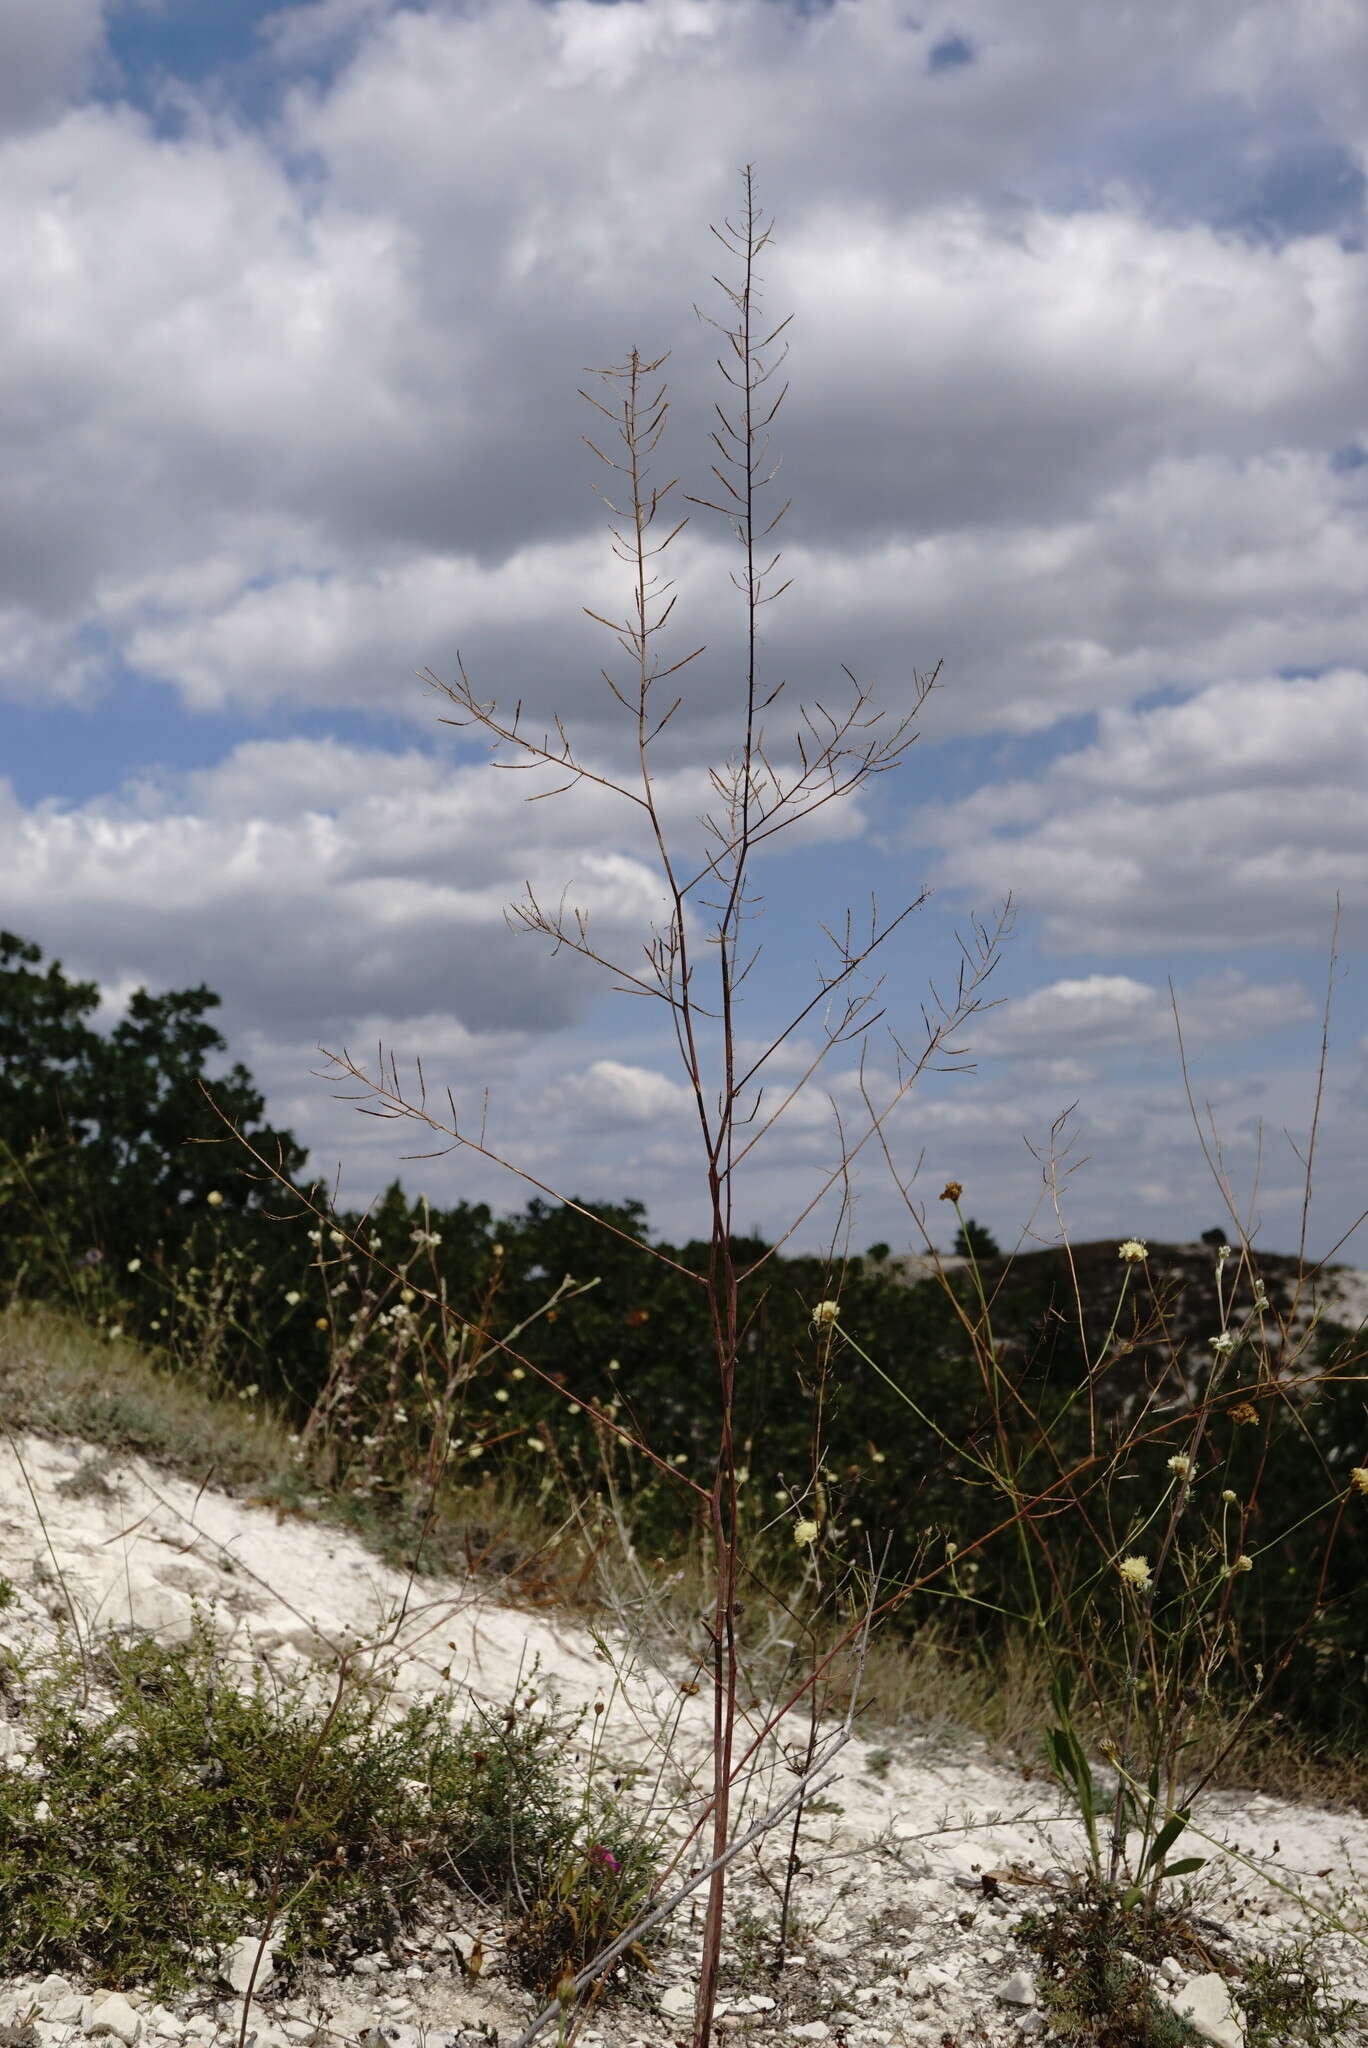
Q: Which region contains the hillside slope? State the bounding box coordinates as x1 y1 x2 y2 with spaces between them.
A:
2 1418 1366 2048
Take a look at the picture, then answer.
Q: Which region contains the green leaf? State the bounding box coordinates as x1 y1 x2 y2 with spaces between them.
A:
1138 1810 1190 1877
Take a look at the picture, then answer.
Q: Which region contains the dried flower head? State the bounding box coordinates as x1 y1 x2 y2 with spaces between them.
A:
1228 1402 1259 1426
793 1518 820 1547
1118 1554 1152 1591
1222 1489 1238 1504
940 1182 963 1203
1117 1239 1148 1263
1349 1468 1368 1496
810 1299 840 1329
1211 1332 1237 1356
1167 1454 1193 1479
1231 1553 1253 1574
206 1190 224 1208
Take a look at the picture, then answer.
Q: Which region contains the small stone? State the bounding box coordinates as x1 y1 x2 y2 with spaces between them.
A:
1163 1971 1245 2048
86 1994 142 2045
789 2026 830 2042
997 1969 1036 2007
35 1980 72 2008
1160 1957 1185 1984
223 1936 277 1996
659 1987 693 2020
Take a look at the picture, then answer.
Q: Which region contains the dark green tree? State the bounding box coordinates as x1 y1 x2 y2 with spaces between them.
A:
953 1216 1000 1260
0 930 307 1284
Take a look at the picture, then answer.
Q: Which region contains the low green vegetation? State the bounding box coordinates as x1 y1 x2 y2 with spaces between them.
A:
0 1618 657 1999
1016 1879 1358 2047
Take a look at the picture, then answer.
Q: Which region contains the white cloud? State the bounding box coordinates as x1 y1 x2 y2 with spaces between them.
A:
552 1058 693 1128
971 970 1317 1058
0 738 670 1036
0 4 1364 750
916 670 1368 952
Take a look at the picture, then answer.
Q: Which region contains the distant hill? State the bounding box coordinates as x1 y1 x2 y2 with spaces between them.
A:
890 1239 1368 1407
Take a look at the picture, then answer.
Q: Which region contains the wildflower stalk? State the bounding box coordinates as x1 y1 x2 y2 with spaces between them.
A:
301 168 1013 2047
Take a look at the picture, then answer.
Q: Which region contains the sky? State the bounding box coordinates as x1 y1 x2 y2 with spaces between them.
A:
3 0 1367 1266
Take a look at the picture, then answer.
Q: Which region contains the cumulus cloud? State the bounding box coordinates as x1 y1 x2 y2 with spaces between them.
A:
0 728 870 1050
915 670 1368 952
0 0 1365 755
970 970 1317 1060
0 737 673 1035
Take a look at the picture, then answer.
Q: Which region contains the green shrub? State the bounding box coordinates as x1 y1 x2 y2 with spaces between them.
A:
0 1620 658 1998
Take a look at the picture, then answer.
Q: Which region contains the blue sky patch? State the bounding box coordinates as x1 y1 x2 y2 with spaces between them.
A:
927 32 974 73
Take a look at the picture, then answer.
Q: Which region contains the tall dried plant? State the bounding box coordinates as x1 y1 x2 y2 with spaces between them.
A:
321 167 1012 2047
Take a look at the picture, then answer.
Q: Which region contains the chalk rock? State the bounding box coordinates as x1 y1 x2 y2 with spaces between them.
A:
659 1986 694 2019
996 1968 1037 2006
223 1932 278 1994
85 1993 142 2044
1162 1970 1245 2048
118 1581 197 1644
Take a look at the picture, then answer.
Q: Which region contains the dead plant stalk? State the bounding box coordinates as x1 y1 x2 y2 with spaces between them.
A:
313 168 1010 2048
